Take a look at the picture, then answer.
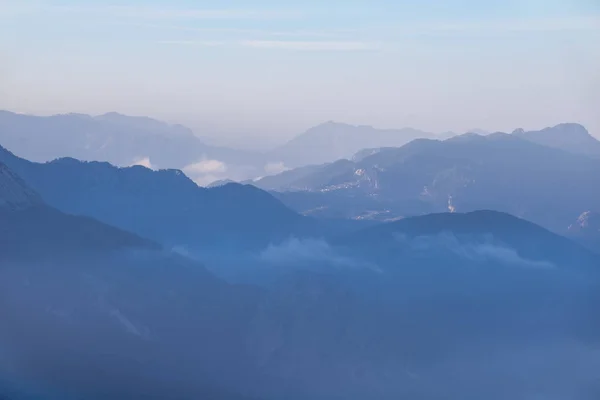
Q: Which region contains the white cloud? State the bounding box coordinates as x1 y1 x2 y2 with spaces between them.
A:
182 159 229 186
395 232 556 270
183 159 227 174
130 157 154 170
260 238 380 272
264 162 289 175
242 40 381 51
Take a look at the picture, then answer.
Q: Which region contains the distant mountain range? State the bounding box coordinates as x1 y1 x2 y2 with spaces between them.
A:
0 110 268 185
253 127 600 234
513 123 600 158
267 121 446 167
7 110 596 188
0 110 267 167
0 111 459 185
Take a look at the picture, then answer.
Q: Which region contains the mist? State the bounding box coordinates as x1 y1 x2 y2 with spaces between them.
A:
1 235 599 399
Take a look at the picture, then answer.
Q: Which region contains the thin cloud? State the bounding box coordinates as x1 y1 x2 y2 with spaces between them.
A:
183 159 227 175
368 16 600 37
242 40 381 51
105 6 302 20
157 40 226 47
26 5 302 20
123 22 354 39
424 16 600 33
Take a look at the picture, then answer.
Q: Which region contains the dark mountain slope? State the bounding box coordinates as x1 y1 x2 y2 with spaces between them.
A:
0 162 156 260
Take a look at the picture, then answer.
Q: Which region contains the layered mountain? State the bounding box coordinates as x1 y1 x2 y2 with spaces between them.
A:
0 144 343 250
257 132 600 232
268 121 440 167
3 158 599 400
0 162 157 260
512 123 600 158
0 110 266 183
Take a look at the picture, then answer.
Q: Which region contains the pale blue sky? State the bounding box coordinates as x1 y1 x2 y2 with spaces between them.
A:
1 0 599 143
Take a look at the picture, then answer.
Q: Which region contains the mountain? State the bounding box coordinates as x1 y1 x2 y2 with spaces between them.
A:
0 175 262 398
269 121 439 167
242 210 600 399
207 178 237 188
336 210 598 268
0 164 265 400
0 144 344 250
512 123 600 158
3 156 599 399
257 132 600 233
0 162 157 260
567 211 600 253
0 110 266 184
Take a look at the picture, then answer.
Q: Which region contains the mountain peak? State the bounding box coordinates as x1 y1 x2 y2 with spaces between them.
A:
512 123 599 157
311 121 353 130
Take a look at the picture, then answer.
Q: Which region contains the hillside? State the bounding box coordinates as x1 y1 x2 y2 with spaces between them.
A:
0 162 157 260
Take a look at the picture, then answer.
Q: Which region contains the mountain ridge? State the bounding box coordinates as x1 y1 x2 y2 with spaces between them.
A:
0 143 338 249
257 131 600 233
512 123 600 158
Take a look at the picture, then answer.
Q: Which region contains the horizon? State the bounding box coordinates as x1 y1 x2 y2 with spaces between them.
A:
1 108 598 151
1 0 599 146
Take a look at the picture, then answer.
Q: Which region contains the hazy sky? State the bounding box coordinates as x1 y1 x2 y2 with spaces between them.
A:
1 0 599 144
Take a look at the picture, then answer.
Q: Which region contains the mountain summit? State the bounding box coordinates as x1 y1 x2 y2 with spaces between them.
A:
269 122 435 167
512 123 600 157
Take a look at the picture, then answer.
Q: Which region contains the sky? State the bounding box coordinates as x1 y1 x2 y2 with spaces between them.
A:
1 0 599 146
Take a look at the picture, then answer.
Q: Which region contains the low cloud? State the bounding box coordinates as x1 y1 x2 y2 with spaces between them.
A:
395 232 555 269
184 159 227 174
130 157 154 170
260 238 380 272
182 159 229 185
264 161 289 175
